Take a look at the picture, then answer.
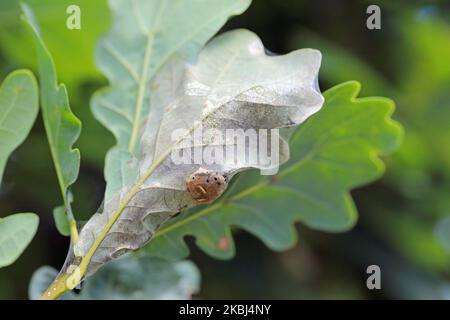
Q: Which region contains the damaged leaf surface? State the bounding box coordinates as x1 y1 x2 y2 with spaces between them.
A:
76 27 323 274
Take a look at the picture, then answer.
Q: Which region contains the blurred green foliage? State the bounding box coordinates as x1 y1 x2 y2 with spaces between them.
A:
0 0 113 168
292 5 450 274
0 0 449 299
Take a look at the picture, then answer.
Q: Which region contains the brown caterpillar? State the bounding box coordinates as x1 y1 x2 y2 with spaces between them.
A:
186 168 228 203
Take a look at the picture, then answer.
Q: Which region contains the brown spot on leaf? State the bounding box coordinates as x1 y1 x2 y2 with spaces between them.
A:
218 237 230 251
186 168 227 203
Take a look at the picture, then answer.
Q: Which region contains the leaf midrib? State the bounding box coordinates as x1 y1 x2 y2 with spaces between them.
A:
126 0 167 152
128 32 154 152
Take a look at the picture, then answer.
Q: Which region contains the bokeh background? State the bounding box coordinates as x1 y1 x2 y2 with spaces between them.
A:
0 0 449 299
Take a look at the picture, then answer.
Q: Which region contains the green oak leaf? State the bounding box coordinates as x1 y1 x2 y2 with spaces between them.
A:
0 70 39 269
91 0 251 155
0 213 39 268
52 206 70 237
29 255 200 300
143 81 403 260
22 5 81 235
0 70 39 182
75 28 323 274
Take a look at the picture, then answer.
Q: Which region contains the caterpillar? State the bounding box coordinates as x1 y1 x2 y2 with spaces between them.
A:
186 168 228 204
